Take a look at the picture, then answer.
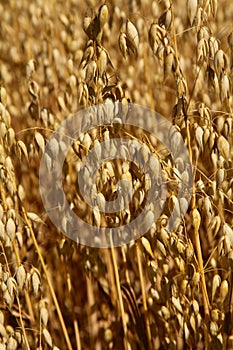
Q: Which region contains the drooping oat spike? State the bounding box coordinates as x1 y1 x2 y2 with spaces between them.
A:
81 44 94 67
158 7 172 30
0 86 7 106
210 321 219 336
41 307 49 327
223 223 233 246
187 0 198 25
6 218 16 241
216 168 225 186
43 328 53 347
197 38 208 62
7 336 17 350
148 23 159 54
28 80 40 100
97 47 108 77
169 194 180 217
141 237 154 259
16 265 26 290
219 280 229 303
82 132 92 153
7 277 17 297
26 59 36 80
85 60 97 84
59 13 69 27
210 0 218 17
92 206 101 227
126 20 139 56
208 36 219 59
98 4 109 29
31 270 40 295
172 296 183 313
104 329 113 343
163 48 174 82
195 125 204 151
210 216 221 237
156 240 166 256
68 74 77 92
214 49 228 75
6 127 15 148
84 14 101 42
198 26 210 41
192 208 201 232
57 95 68 113
119 33 128 58
83 16 92 38
217 135 230 160
220 73 230 102
35 132 45 153
96 192 106 212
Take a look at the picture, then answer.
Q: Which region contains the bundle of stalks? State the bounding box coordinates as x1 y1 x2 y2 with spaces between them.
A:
0 1 232 349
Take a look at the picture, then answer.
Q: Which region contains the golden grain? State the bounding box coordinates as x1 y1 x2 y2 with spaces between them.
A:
0 1 232 349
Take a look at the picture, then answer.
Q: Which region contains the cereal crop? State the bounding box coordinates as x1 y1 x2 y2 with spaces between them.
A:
0 0 232 349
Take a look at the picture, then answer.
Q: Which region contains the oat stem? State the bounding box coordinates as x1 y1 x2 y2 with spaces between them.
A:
135 242 152 350
74 318 82 350
21 207 73 350
105 249 118 306
121 246 130 284
193 224 210 318
110 234 129 350
86 275 100 349
191 196 210 332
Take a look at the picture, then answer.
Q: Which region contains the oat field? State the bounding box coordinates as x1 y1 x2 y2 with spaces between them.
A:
0 0 233 349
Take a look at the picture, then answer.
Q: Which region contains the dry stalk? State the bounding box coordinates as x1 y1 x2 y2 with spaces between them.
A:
110 234 130 350
86 275 100 350
0 1 232 348
21 206 73 350
74 318 82 350
105 248 118 307
192 204 210 319
135 241 152 350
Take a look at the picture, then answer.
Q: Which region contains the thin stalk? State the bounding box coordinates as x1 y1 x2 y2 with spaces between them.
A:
86 275 100 350
193 225 210 319
74 318 82 350
16 292 31 350
105 249 118 307
110 233 129 350
65 254 82 350
39 305 42 350
170 0 179 68
192 201 210 346
121 246 130 284
135 242 152 350
21 207 73 350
